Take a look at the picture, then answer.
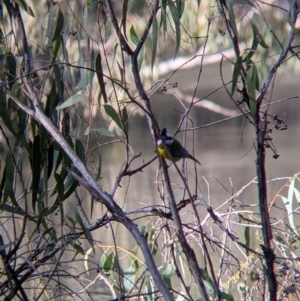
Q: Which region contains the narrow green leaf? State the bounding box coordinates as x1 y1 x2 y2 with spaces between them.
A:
51 34 62 64
56 94 83 110
225 0 238 38
231 56 242 95
62 172 79 200
75 139 85 161
73 243 85 254
66 215 76 227
89 50 95 91
90 197 95 219
0 204 36 222
0 91 17 136
37 202 57 224
42 226 57 241
61 139 83 200
287 0 300 34
16 109 28 149
167 0 181 58
47 4 64 47
95 127 114 137
59 137 72 182
116 61 124 84
113 42 119 57
36 208 49 229
133 259 139 270
100 252 114 272
72 74 90 96
0 234 7 256
104 104 123 130
5 52 16 89
95 52 108 104
77 33 85 80
123 267 136 292
244 226 250 257
246 62 258 117
53 65 64 103
69 203 94 250
176 0 185 19
122 0 129 39
98 2 108 25
129 25 139 46
54 146 63 174
45 80 57 117
31 135 41 212
252 23 268 49
145 279 155 301
83 5 89 38
160 0 167 39
162 262 175 288
151 17 158 72
47 5 56 50
121 106 129 135
14 0 34 16
54 173 64 202
53 9 64 42
114 255 124 276
137 47 144 70
61 34 70 65
54 173 65 226
242 25 258 63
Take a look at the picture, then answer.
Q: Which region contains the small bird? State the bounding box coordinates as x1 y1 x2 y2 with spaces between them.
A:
157 128 201 165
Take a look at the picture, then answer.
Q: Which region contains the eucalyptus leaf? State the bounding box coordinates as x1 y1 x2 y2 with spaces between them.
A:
56 94 83 110
246 62 258 117
104 104 123 130
69 203 94 250
47 4 64 56
244 226 250 257
123 267 136 292
15 0 34 16
95 52 108 104
231 56 242 95
129 25 139 46
31 135 41 212
151 17 158 71
122 0 129 39
168 0 181 58
225 0 238 38
95 127 114 137
100 252 114 272
0 204 36 222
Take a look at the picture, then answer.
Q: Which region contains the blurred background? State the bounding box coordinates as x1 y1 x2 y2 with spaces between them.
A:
1 0 300 299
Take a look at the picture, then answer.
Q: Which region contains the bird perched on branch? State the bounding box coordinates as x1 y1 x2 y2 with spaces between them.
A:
157 128 201 165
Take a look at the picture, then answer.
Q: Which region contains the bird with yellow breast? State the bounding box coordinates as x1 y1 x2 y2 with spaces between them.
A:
157 128 201 165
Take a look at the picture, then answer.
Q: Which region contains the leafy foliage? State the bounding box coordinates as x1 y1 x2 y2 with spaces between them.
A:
0 1 299 300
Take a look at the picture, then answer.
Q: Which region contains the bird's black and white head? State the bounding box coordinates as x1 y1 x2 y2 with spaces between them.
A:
157 128 173 146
